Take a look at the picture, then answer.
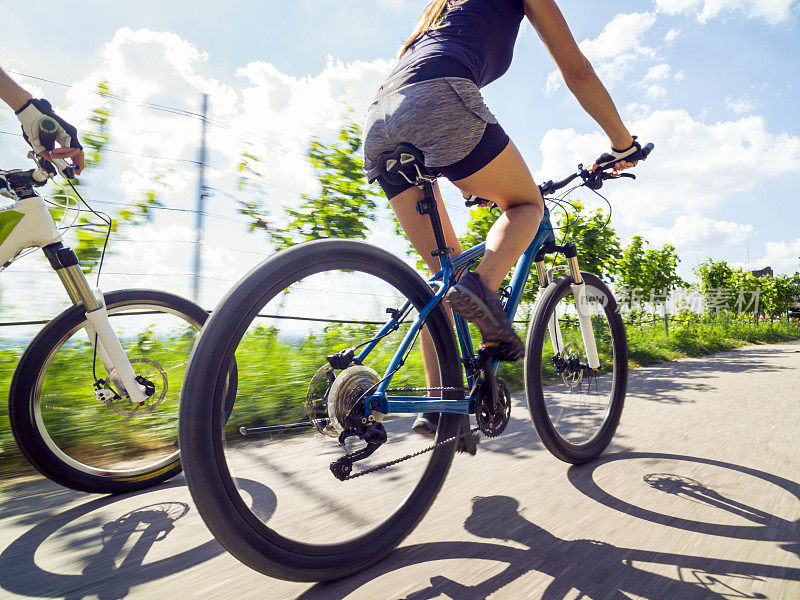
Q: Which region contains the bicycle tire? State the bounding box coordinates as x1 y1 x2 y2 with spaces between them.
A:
179 238 463 581
8 288 236 494
524 272 627 463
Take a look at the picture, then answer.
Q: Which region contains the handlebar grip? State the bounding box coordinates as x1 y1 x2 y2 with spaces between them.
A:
630 142 655 163
38 117 59 152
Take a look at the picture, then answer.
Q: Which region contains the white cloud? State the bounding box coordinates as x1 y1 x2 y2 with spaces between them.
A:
725 95 756 114
654 0 799 23
543 12 658 93
665 27 682 42
746 238 800 271
646 84 668 98
536 109 800 230
645 63 672 80
2 28 398 314
623 103 652 120
642 214 754 252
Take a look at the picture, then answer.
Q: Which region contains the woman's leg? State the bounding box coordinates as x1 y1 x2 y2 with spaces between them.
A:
451 140 544 291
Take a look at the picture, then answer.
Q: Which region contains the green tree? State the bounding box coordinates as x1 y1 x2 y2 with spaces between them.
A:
554 200 621 283
269 123 380 250
617 236 685 308
235 149 271 232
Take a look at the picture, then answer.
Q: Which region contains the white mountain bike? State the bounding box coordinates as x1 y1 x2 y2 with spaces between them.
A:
1 120 234 494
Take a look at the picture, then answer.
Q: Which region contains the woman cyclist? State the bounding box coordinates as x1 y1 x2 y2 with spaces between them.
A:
362 0 640 437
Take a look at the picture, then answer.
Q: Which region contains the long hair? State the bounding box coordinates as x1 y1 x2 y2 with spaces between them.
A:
398 0 466 58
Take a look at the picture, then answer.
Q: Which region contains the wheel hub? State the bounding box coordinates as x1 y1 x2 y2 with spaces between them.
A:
326 364 381 434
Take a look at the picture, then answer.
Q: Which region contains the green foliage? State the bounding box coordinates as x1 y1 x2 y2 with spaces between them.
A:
235 150 271 232
616 236 685 306
269 123 380 250
695 259 800 316
555 200 621 282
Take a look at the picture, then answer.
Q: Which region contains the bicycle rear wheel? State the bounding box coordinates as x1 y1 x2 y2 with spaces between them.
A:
524 272 627 463
179 239 463 581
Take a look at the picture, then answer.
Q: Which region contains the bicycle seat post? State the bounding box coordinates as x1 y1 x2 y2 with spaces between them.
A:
415 176 454 269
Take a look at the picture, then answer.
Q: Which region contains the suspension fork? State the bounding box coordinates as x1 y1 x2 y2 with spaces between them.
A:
43 242 148 403
534 244 600 369
566 249 600 370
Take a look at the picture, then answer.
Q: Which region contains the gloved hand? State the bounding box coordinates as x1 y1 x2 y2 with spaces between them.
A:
16 98 85 174
592 136 641 172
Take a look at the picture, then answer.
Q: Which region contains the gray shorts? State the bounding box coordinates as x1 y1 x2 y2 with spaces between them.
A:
363 77 500 184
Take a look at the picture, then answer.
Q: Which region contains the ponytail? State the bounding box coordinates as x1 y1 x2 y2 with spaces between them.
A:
398 0 466 58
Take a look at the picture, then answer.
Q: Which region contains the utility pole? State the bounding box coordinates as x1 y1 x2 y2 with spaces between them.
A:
192 93 209 304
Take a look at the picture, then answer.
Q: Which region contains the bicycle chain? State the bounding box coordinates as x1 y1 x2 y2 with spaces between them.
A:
341 425 482 481
340 385 475 481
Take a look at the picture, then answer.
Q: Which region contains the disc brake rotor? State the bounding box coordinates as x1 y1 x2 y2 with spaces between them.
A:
99 358 167 417
560 342 584 389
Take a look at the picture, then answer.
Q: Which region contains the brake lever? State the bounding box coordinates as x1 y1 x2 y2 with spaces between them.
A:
603 171 636 179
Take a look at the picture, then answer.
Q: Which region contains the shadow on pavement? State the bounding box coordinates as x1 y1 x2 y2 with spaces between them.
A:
299 494 798 600
626 345 794 405
567 451 800 544
0 477 275 600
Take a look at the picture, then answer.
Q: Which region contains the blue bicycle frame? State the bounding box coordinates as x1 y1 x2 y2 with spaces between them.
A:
358 207 556 420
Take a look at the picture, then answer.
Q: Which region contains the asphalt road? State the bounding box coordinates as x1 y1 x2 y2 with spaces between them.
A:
1 342 799 600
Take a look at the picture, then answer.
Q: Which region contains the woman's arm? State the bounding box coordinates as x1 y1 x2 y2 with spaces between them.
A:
0 66 33 111
524 0 633 151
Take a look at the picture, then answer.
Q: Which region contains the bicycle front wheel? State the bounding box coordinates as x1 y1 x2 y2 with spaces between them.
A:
524 272 627 463
9 289 222 494
179 239 463 581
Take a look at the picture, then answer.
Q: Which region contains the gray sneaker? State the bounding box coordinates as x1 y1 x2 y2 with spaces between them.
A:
412 412 438 438
444 272 524 361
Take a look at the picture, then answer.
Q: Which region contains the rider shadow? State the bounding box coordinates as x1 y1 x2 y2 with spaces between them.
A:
299 494 798 600
0 477 275 600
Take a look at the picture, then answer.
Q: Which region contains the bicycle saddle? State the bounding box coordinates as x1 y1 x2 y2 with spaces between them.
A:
377 143 439 186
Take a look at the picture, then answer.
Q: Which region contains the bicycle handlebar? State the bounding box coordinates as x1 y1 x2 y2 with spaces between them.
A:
538 142 654 197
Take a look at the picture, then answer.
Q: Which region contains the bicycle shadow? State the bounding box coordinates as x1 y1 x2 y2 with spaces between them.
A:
567 451 800 547
0 477 275 600
298 494 798 600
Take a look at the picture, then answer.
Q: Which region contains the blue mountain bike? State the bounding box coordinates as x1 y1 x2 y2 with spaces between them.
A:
179 142 653 581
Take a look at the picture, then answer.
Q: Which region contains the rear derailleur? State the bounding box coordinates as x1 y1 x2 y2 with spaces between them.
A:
329 414 387 481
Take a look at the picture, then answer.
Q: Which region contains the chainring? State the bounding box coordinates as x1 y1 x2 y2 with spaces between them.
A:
327 364 381 434
475 376 511 437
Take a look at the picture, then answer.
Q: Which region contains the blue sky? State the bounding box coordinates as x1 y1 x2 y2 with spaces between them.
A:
1 0 799 321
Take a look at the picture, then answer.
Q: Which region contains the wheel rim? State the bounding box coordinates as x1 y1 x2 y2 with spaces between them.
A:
215 261 456 550
539 281 620 449
32 301 202 478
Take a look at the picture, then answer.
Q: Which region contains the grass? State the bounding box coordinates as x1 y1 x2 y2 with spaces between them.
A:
1 312 798 479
